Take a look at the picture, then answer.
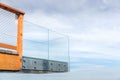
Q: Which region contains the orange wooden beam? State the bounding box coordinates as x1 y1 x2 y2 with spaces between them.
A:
17 14 24 58
0 3 25 15
0 43 17 50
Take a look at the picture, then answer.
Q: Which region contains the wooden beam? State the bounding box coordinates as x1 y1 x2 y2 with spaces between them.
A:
0 3 25 15
0 43 17 50
17 14 24 58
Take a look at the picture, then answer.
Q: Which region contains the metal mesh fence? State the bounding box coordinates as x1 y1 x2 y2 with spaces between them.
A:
0 8 18 46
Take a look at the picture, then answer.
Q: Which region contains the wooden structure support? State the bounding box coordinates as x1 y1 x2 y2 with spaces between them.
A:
0 3 24 71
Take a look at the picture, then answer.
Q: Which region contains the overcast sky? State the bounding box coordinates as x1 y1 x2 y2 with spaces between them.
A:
1 0 120 80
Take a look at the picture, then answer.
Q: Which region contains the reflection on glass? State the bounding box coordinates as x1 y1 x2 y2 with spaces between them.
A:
23 21 69 64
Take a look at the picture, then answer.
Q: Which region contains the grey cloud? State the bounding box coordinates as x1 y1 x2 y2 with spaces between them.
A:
1 0 114 15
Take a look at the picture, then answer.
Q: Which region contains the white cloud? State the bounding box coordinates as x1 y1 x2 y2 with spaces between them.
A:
103 0 120 8
1 0 120 79
24 11 73 32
